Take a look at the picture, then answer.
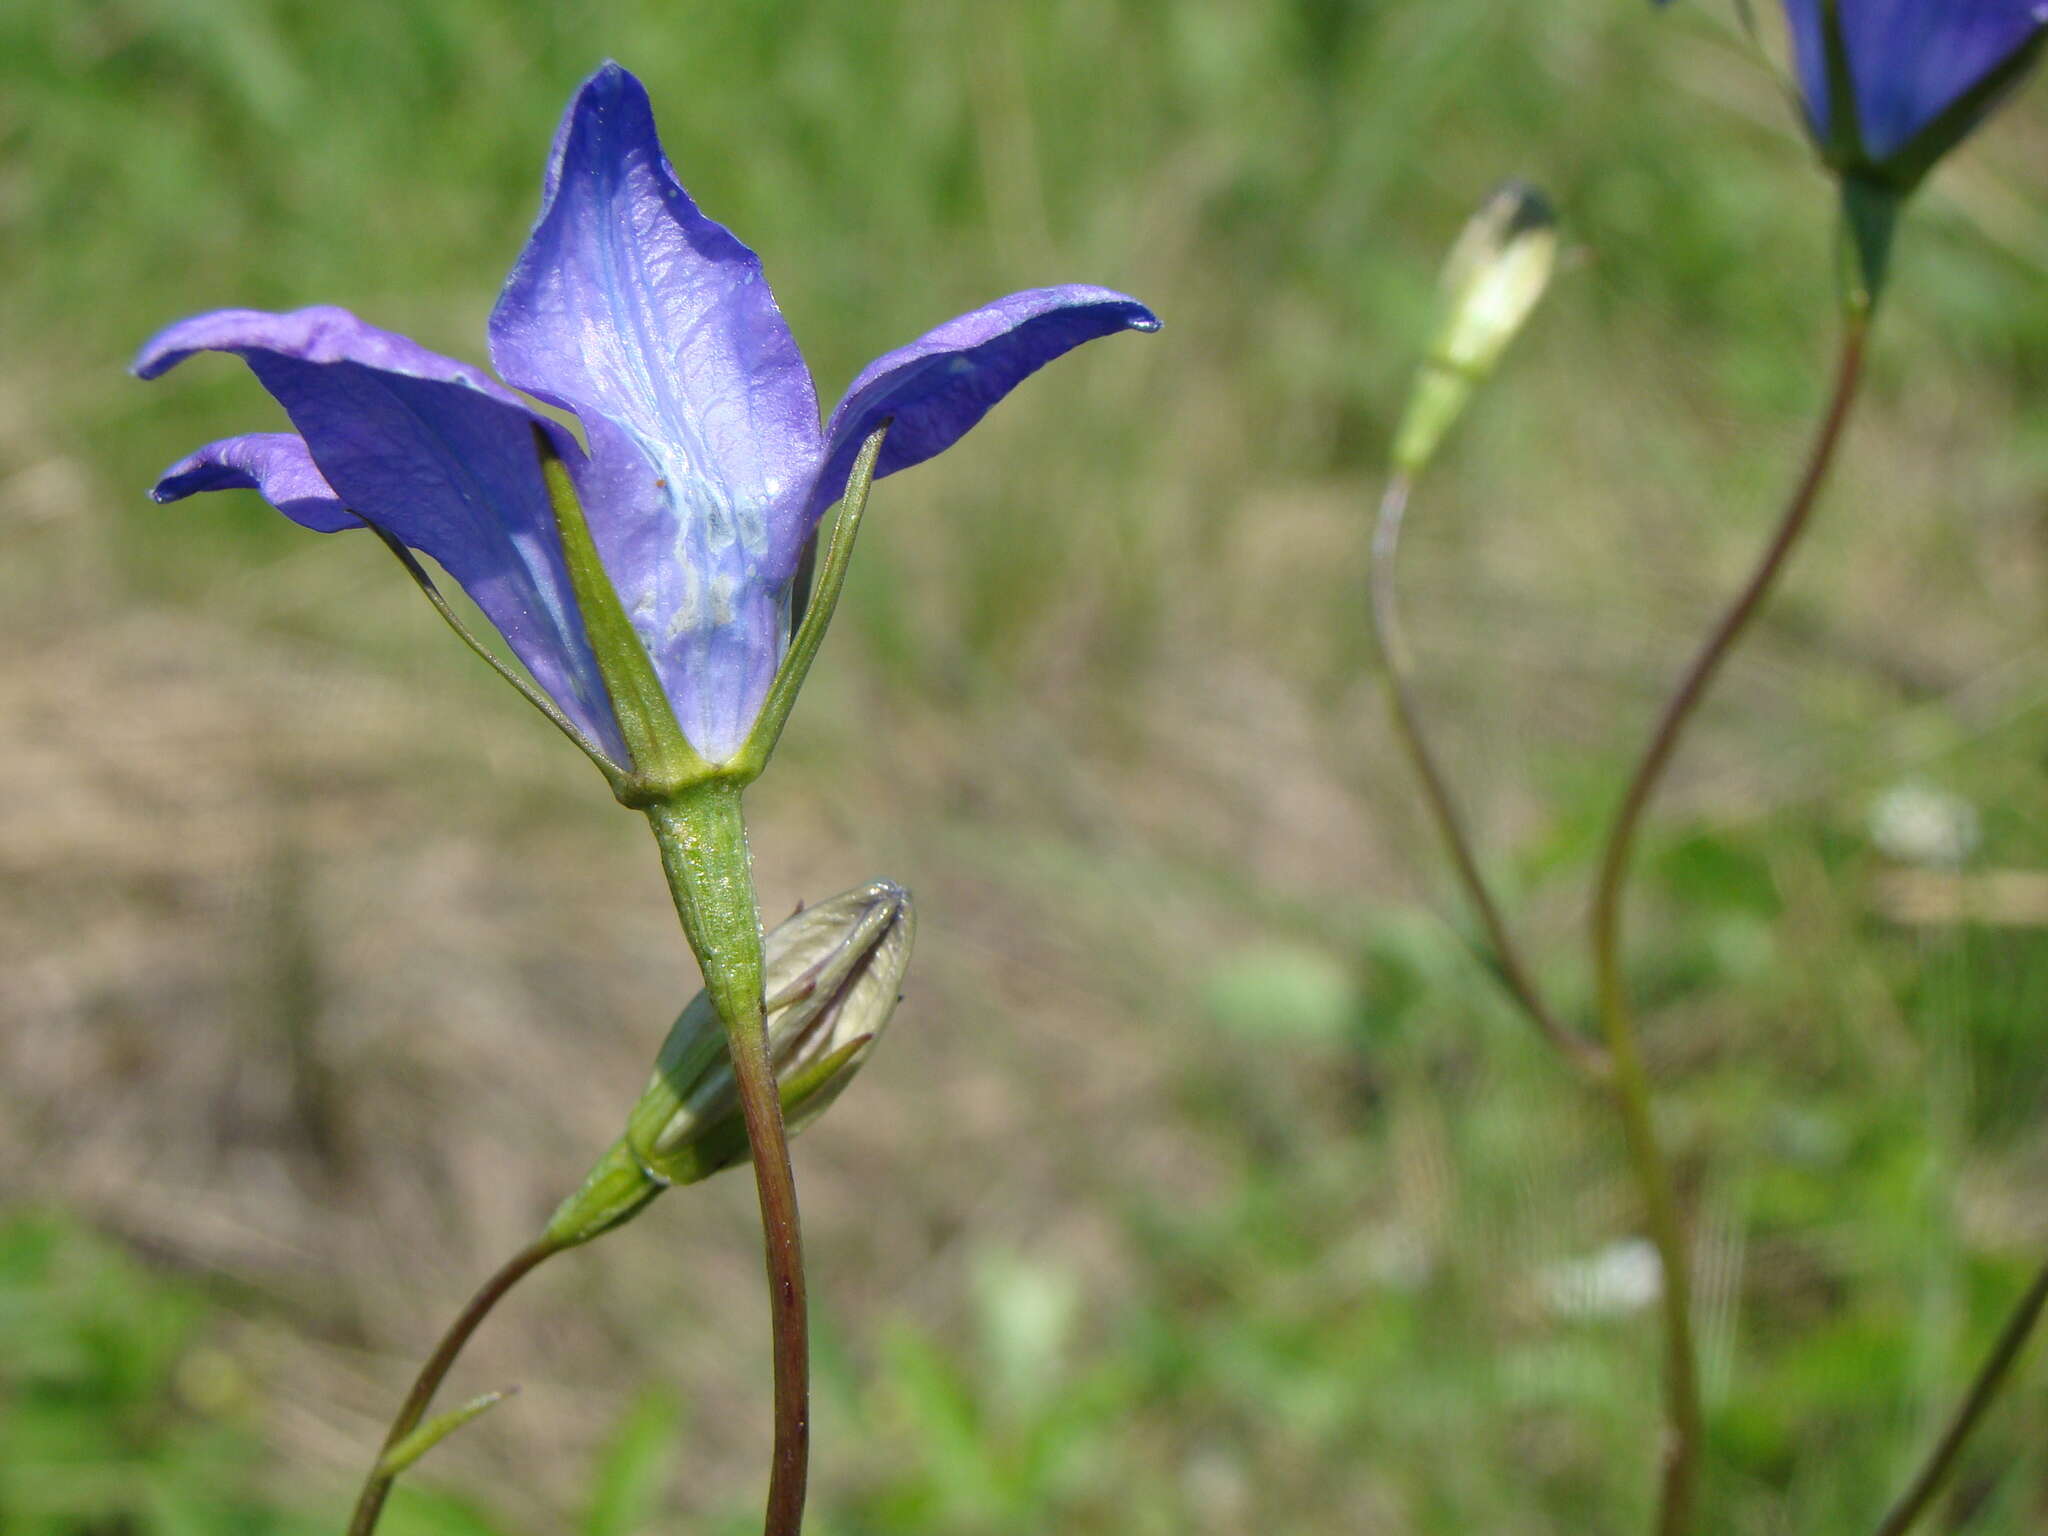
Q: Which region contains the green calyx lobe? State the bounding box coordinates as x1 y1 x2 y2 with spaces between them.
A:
534 429 714 804
1837 174 1900 319
733 421 889 775
1812 7 1900 321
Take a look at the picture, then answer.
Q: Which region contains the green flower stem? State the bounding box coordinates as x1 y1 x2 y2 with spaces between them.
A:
1589 314 1869 1536
1368 471 1609 1082
643 780 809 1536
1871 1256 2048 1536
345 1236 564 1536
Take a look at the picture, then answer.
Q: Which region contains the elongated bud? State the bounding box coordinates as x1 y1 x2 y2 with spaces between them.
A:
544 880 914 1247
1392 182 1558 477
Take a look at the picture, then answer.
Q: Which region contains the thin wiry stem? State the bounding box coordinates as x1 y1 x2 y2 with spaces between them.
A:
1871 1256 2048 1536
1367 471 1610 1082
346 1237 561 1536
1589 316 1869 1536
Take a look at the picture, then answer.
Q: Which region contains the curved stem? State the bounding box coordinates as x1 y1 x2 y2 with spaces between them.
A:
1368 472 1610 1082
645 785 808 1536
346 1237 561 1536
1589 317 1869 1536
1872 1256 2048 1536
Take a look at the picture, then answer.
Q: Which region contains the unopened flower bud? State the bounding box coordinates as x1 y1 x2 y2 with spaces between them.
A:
1392 182 1558 476
544 880 914 1248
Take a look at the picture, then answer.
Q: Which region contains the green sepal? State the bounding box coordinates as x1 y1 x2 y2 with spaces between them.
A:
644 778 764 1036
373 529 630 780
534 429 711 802
1838 174 1901 321
730 423 888 779
375 1389 516 1478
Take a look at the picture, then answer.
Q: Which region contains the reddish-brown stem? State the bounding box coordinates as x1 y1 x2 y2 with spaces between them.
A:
1590 317 1869 1536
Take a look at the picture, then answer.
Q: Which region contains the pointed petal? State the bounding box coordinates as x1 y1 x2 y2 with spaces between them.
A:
150 432 356 533
489 63 820 760
135 306 627 762
806 286 1160 532
490 63 821 509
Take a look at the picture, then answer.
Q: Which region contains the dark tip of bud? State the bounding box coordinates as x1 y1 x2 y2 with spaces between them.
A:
1488 180 1556 241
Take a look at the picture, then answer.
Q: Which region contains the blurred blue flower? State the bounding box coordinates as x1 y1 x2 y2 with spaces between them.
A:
138 63 1157 769
1657 1 2047 183
1783 0 2048 180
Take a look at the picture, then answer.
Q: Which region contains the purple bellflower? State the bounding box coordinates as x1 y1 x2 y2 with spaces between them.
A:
138 63 1157 782
1654 1 2045 306
1782 0 2048 185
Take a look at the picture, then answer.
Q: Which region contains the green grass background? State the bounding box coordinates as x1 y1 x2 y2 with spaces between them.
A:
5 0 2048 1532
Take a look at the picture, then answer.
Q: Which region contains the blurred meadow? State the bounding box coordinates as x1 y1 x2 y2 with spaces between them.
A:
6 0 2048 1531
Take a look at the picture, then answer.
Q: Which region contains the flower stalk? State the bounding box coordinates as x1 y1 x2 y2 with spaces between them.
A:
1870 1255 2048 1536
619 426 883 1536
1372 184 1606 1078
345 1238 561 1536
1368 470 1608 1081
644 782 809 1536
343 881 912 1536
1589 312 1869 1536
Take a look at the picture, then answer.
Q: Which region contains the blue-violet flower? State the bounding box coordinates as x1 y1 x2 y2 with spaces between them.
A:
138 63 1157 772
1784 0 2048 183
1656 1 2048 184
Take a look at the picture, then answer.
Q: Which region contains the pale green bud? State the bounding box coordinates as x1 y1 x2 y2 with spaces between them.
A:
1392 182 1558 476
544 880 914 1247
